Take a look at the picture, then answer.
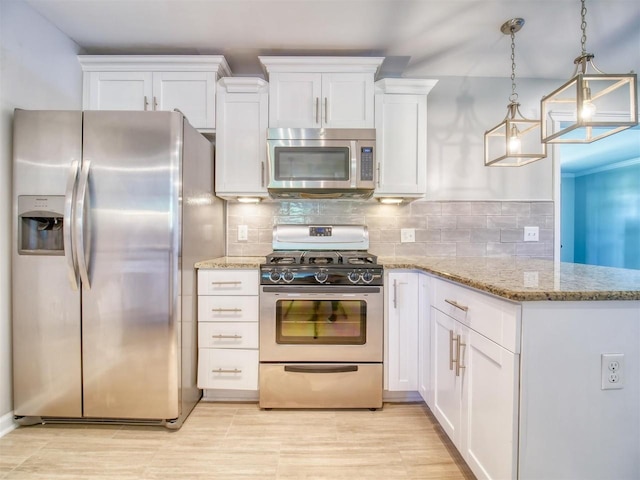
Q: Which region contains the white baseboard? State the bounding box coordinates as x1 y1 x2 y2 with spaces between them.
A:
0 411 17 438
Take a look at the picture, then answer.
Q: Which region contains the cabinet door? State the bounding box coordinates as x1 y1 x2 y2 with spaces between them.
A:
461 329 519 480
153 71 216 129
431 307 462 444
269 72 321 128
374 93 427 195
215 90 268 195
418 274 431 406
386 272 419 391
322 73 374 128
85 71 153 111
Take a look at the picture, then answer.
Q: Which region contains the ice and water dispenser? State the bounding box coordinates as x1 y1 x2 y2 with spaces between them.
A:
18 196 65 255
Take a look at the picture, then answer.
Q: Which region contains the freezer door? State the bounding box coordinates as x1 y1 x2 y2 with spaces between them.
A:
80 111 182 420
12 110 83 417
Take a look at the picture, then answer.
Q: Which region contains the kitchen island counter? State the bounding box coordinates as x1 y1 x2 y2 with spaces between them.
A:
379 256 640 301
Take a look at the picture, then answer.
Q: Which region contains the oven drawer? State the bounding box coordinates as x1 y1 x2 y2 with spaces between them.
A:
259 363 383 409
198 322 259 349
198 270 259 296
197 349 259 390
198 295 259 323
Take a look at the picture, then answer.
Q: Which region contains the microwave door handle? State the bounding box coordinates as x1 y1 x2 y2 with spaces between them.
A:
351 140 358 187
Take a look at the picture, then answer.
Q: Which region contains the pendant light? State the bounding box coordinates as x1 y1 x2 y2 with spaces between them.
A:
540 0 637 143
484 18 547 167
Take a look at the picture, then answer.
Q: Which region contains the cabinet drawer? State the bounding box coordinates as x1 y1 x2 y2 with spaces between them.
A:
198 295 259 322
198 322 259 349
432 278 521 353
197 269 259 296
197 349 259 390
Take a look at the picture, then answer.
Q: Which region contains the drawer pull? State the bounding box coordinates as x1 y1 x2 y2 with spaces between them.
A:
285 365 358 374
212 368 242 374
445 299 469 312
211 334 242 339
211 308 242 313
211 281 242 285
455 335 466 377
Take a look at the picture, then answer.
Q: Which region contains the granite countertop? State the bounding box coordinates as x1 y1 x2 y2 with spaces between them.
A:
195 255 640 302
195 256 265 269
381 256 640 302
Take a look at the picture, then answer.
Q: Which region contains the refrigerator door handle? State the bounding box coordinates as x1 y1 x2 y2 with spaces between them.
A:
74 159 91 289
64 160 80 290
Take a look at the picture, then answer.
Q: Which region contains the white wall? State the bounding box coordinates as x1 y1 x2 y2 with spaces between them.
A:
0 0 82 433
426 76 559 200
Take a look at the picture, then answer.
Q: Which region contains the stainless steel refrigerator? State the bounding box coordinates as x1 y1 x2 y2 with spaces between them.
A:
12 109 224 428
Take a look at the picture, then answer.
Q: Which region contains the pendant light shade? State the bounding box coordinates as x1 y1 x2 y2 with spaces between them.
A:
484 18 547 167
540 0 638 144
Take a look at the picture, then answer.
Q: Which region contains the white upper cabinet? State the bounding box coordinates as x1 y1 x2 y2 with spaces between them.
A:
374 78 437 198
79 56 231 131
259 57 383 128
215 77 269 199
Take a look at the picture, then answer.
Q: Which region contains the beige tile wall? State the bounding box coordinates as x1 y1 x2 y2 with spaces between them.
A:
226 200 554 259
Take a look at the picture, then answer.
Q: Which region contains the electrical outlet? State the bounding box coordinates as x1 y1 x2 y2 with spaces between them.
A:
237 225 248 242
601 353 624 390
524 226 539 242
401 228 415 243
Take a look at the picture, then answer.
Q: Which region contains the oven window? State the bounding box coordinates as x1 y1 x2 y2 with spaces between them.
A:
275 300 366 345
274 147 350 181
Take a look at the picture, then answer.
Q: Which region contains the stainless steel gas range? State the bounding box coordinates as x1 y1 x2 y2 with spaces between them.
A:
259 224 383 409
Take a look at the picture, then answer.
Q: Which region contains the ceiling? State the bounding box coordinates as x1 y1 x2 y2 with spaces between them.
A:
24 0 640 80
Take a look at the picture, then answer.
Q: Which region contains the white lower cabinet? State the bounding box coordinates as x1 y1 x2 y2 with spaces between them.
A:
431 278 520 480
197 269 259 391
386 271 420 391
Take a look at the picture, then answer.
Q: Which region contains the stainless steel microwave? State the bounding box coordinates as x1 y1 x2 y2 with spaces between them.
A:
266 128 376 199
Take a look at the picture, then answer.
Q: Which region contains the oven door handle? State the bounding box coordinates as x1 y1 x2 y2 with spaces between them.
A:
284 365 359 374
261 286 381 294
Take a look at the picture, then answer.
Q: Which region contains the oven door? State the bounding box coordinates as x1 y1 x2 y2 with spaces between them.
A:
259 285 383 363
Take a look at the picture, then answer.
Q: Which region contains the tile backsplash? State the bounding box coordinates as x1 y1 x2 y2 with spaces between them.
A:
226 200 554 259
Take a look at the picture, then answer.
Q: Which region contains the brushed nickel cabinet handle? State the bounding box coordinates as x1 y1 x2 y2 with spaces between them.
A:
456 335 466 377
153 96 158 110
449 329 458 371
445 299 469 312
211 281 242 285
211 308 242 313
376 163 381 187
261 161 265 188
324 97 328 123
211 334 243 339
212 368 242 374
144 96 149 111
393 279 398 309
315 97 320 124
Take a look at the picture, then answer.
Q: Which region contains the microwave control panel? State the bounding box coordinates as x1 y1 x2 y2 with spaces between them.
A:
360 147 374 181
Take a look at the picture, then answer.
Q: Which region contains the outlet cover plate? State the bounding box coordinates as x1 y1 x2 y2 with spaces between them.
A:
601 353 624 390
401 228 415 243
524 226 539 242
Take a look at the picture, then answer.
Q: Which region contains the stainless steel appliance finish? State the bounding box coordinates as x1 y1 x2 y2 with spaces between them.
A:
266 128 376 199
12 109 224 428
259 224 383 409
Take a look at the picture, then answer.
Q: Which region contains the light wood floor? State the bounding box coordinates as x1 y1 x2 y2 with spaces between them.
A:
0 402 475 479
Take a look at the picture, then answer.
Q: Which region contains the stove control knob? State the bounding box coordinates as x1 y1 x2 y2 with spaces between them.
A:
361 271 374 284
348 271 361 284
269 270 282 283
282 270 295 283
315 269 329 283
